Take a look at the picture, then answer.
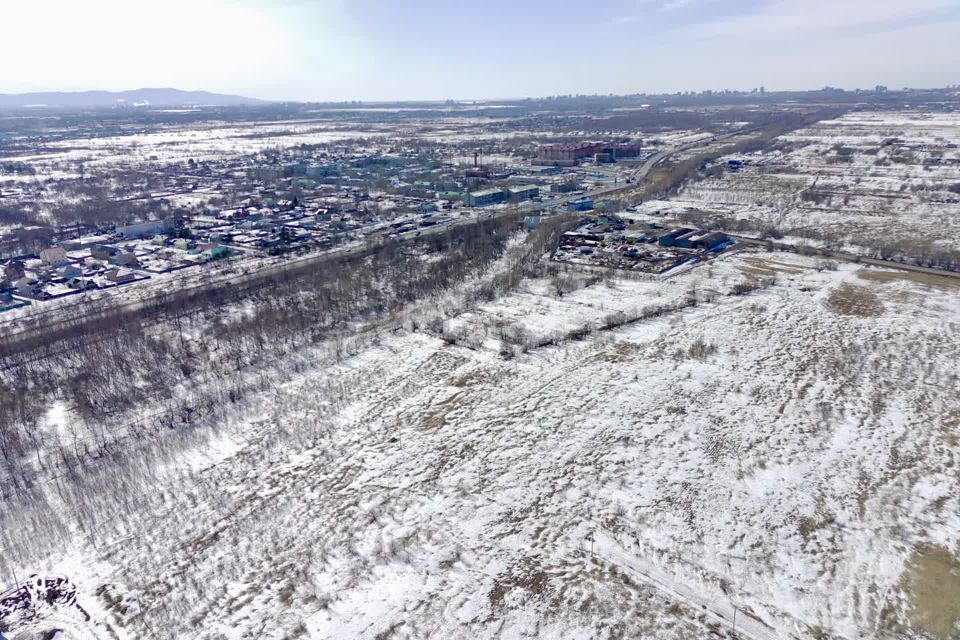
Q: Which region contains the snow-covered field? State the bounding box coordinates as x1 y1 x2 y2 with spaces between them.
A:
5 248 959 639
0 115 559 183
0 120 389 173
661 111 960 259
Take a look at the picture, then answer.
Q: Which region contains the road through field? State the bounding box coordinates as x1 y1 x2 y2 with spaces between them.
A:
591 531 791 640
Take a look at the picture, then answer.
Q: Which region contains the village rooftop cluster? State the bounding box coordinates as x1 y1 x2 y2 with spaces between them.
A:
0 116 662 313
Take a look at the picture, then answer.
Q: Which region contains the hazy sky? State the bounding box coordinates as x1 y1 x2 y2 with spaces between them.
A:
3 0 959 101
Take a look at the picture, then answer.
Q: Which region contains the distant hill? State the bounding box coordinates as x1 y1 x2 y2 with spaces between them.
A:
0 88 266 108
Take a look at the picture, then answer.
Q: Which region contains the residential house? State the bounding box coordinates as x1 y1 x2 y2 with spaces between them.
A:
90 244 119 260
15 277 45 299
0 289 23 311
58 264 82 280
3 259 25 282
104 269 136 284
108 252 141 268
66 277 96 291
39 246 70 267
203 245 231 261
118 219 171 239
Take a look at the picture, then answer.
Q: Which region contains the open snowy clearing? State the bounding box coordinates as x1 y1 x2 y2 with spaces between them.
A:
4 250 960 639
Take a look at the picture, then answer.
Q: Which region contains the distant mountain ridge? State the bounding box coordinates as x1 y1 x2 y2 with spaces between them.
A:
0 88 266 108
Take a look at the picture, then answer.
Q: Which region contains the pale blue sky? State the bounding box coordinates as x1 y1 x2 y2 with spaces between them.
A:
3 0 959 100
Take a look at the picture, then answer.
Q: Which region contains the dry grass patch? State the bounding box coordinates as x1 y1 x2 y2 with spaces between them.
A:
420 389 466 429
826 284 884 317
758 258 810 272
738 265 778 279
590 341 644 364
900 545 960 639
857 268 960 291
489 557 552 608
451 366 503 388
739 256 806 277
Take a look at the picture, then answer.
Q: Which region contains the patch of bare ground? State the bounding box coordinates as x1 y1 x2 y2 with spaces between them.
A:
451 365 504 388
738 265 779 279
489 556 552 609
943 410 960 448
738 256 807 277
754 257 810 272
857 268 960 290
589 341 644 364
420 384 469 429
900 545 960 639
825 283 885 317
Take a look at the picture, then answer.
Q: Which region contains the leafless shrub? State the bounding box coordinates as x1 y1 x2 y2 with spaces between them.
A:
687 338 717 360
815 260 839 272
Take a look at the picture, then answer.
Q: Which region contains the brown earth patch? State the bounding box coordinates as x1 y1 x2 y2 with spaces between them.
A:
900 545 960 639
826 283 884 317
857 268 960 291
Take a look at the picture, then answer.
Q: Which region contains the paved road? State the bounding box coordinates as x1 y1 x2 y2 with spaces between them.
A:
539 132 741 210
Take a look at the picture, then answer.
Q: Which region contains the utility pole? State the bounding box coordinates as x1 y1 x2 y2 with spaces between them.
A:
732 605 738 637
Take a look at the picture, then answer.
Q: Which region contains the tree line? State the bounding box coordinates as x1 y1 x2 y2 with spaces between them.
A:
0 212 560 494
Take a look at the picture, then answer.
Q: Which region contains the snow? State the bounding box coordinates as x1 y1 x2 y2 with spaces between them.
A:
4 249 959 639
41 401 72 441
662 110 960 257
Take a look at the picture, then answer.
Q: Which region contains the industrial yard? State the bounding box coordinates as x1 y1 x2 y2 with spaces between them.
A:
554 214 735 274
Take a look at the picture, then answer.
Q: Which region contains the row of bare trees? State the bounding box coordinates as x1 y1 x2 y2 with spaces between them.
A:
0 213 541 493
676 209 960 271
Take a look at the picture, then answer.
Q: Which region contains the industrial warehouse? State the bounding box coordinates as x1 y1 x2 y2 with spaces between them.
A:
554 214 735 274
536 140 643 166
